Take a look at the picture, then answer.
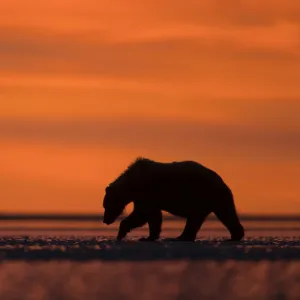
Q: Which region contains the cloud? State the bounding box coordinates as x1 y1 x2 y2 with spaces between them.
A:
149 0 300 26
1 0 300 30
0 117 299 160
0 25 299 96
0 1 299 95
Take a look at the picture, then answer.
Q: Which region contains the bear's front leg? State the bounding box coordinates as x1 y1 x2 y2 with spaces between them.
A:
139 210 162 242
117 210 147 240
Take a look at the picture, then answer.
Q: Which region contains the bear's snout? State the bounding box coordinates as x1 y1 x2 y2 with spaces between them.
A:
103 218 114 225
103 208 121 225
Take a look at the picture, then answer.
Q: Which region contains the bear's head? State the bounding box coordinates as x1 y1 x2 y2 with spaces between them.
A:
102 157 150 225
103 185 127 225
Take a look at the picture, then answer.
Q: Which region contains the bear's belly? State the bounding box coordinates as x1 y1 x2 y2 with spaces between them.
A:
162 207 189 218
157 193 213 218
159 198 199 218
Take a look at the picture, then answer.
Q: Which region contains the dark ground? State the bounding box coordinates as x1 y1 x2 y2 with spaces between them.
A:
1 236 300 300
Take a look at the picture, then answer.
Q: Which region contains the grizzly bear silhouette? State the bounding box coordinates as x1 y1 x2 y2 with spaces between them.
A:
103 157 244 242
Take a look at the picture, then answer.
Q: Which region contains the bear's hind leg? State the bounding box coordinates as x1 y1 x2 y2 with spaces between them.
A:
177 212 210 242
214 206 244 241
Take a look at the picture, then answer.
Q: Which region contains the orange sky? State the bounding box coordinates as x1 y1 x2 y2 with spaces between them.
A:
0 0 299 214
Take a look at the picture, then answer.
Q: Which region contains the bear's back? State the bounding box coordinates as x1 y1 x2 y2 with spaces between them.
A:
142 160 227 201
151 160 223 185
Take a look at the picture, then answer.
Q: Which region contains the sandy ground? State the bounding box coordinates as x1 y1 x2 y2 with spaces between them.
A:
1 236 300 300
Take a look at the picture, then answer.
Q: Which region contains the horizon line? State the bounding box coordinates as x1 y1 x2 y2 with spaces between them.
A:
0 213 300 222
